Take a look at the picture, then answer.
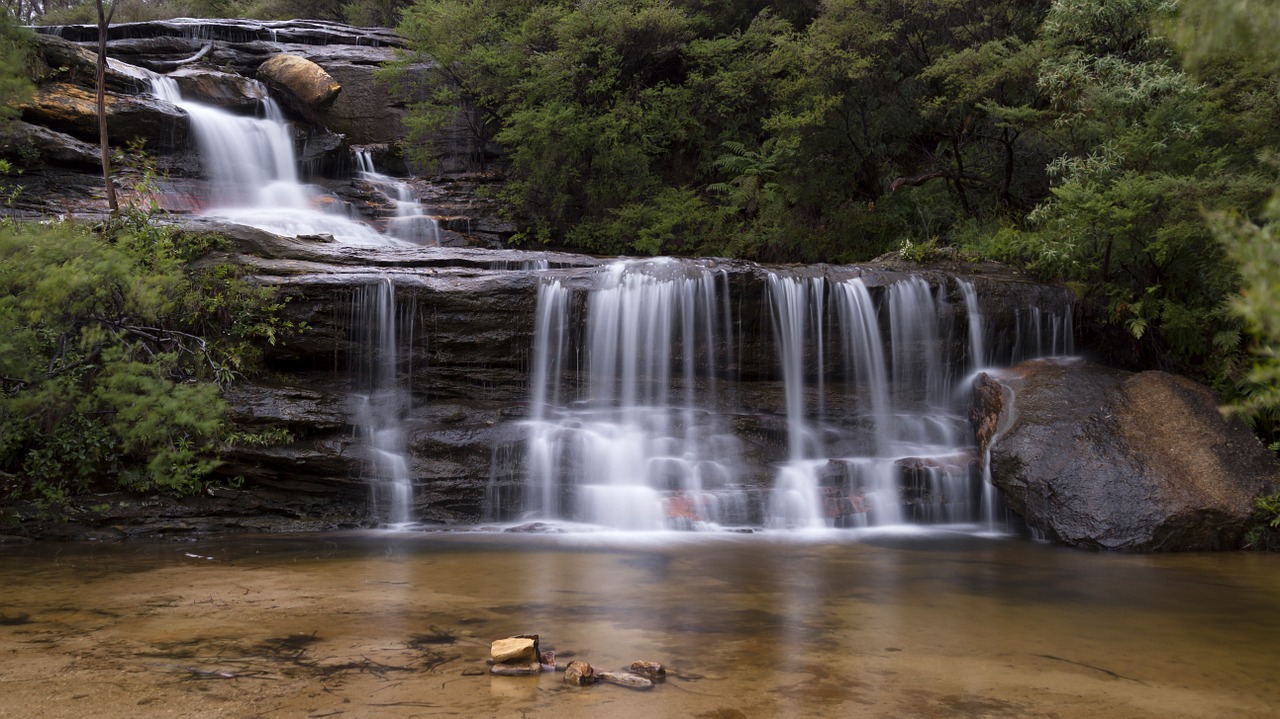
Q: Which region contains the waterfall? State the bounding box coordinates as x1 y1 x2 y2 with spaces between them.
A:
147 73 391 244
765 275 825 529
509 266 1074 532
349 280 416 526
513 259 743 530
354 149 441 245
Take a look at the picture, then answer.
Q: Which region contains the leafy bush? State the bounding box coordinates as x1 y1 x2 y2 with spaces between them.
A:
0 218 297 510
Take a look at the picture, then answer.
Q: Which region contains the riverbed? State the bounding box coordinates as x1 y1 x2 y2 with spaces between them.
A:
1 529 1276 718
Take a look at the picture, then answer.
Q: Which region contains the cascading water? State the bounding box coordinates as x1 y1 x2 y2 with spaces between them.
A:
353 149 441 245
766 275 827 529
507 259 746 530
147 70 432 525
147 73 390 244
504 266 1073 532
349 279 416 526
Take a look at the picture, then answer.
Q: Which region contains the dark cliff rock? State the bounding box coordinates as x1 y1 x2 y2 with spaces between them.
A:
972 357 1280 550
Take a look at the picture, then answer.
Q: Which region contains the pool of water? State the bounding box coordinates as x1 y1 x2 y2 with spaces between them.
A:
1 529 1277 718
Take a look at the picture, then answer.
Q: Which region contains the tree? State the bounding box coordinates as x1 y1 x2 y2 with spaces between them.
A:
95 0 117 213
1168 0 1280 420
962 0 1276 383
0 9 32 132
0 217 297 510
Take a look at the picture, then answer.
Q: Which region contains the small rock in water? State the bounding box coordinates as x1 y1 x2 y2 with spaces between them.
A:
564 660 597 686
540 650 556 671
598 671 654 690
628 661 666 681
491 636 539 664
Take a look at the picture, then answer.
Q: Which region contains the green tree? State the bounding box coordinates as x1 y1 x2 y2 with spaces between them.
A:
0 216 296 510
965 0 1277 381
761 0 1052 258
0 7 32 132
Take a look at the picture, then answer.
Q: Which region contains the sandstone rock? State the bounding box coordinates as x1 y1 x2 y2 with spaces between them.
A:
258 54 342 112
29 34 151 94
598 671 655 690
628 661 667 681
318 62 404 145
490 636 538 664
20 83 189 152
564 660 597 686
972 357 1280 550
0 121 100 169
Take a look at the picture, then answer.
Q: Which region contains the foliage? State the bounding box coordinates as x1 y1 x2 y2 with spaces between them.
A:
0 216 298 510
1163 0 1280 454
388 0 1056 258
0 9 32 130
951 0 1277 396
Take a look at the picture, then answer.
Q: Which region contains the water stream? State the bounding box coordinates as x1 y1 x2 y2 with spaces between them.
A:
354 148 441 245
348 280 416 526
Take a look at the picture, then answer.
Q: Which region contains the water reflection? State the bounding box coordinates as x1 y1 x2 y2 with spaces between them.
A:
1 532 1277 718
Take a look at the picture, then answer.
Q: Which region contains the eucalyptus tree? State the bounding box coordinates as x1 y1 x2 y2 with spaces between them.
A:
94 0 116 212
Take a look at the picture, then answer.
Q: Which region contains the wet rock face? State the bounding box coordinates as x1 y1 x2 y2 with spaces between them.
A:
34 19 422 150
0 121 100 169
168 67 266 115
14 21 496 226
21 82 190 152
973 358 1280 550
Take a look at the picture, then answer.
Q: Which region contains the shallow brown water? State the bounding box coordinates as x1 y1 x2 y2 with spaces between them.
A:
1 529 1277 718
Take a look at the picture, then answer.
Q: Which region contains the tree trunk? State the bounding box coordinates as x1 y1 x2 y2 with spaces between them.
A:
96 0 117 215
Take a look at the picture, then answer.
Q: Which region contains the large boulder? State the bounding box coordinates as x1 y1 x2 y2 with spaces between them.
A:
257 54 342 115
972 357 1279 550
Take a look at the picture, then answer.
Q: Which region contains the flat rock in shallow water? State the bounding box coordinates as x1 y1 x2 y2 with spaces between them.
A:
598 671 655 690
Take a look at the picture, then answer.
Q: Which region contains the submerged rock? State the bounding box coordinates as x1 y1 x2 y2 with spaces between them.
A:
972 357 1280 550
629 661 667 681
489 662 541 676
598 671 655 690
